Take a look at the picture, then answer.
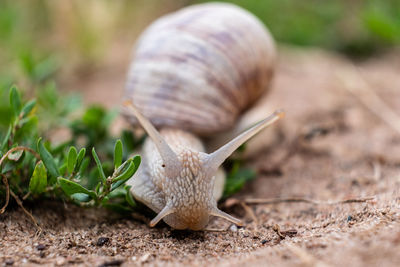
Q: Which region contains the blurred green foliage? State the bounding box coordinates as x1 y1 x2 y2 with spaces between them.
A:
197 0 400 56
0 0 55 83
1 0 398 83
223 161 256 199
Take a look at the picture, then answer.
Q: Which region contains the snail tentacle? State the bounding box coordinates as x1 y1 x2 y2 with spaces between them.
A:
209 208 243 226
205 110 285 173
124 100 182 178
150 205 176 227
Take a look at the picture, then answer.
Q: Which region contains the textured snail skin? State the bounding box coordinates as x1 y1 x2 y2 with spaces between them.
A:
124 3 279 230
129 128 222 230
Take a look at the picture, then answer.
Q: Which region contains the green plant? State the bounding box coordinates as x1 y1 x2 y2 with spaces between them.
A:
0 85 140 221
223 145 256 199
196 0 400 56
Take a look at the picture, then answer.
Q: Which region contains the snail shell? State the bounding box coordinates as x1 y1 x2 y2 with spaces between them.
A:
124 3 281 230
123 2 276 135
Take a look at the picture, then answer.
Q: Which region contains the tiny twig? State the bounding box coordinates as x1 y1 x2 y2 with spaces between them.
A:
9 189 41 231
224 196 375 208
272 224 298 239
22 191 31 200
0 146 40 167
0 147 40 214
272 224 285 239
240 202 258 228
0 174 10 214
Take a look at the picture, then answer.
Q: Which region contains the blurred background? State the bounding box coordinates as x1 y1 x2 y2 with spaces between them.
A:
0 0 399 132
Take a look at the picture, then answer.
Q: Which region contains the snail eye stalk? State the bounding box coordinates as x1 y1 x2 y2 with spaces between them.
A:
149 205 175 227
205 110 284 173
123 100 182 178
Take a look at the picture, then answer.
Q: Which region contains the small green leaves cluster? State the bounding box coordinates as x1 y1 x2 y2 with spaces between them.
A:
223 144 256 199
0 85 141 213
223 161 256 199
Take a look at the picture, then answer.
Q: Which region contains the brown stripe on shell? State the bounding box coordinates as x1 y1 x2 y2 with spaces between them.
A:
171 25 249 108
125 72 237 134
127 91 235 134
123 95 235 134
167 4 274 108
133 28 243 112
131 51 239 115
127 57 238 121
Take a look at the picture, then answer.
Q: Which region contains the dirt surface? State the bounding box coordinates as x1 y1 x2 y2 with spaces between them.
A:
1 47 400 266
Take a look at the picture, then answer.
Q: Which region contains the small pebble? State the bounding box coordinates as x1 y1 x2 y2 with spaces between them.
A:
98 259 124 267
97 237 110 246
229 224 238 232
36 244 46 251
282 229 298 237
55 257 66 266
5 259 14 266
139 253 151 263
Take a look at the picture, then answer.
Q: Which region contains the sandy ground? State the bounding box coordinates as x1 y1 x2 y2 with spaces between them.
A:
1 47 400 266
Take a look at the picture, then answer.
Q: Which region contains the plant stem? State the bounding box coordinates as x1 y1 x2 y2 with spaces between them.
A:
0 146 40 167
10 189 41 231
0 174 10 214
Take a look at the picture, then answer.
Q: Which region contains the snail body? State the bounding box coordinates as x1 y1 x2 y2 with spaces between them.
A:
124 3 282 230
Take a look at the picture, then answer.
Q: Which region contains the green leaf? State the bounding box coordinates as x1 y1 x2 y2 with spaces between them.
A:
111 156 140 190
71 193 91 202
132 155 141 172
114 139 123 169
29 161 47 194
1 161 15 174
7 150 23 161
223 167 256 198
92 147 106 183
107 187 126 199
124 185 136 207
95 182 101 195
67 146 77 173
37 138 60 178
74 147 86 172
112 161 135 183
82 105 106 128
114 158 131 176
59 163 67 176
79 157 89 174
9 86 21 116
58 177 96 199
0 126 12 152
21 99 36 117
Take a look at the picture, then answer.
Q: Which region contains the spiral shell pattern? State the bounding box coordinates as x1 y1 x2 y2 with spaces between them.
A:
124 3 276 135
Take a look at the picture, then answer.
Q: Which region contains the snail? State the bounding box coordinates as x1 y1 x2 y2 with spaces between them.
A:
123 2 283 230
